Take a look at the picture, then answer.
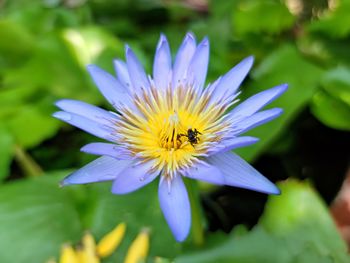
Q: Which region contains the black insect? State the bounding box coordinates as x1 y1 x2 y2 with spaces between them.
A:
178 128 202 146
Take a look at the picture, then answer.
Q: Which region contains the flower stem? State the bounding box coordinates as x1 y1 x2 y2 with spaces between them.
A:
185 178 204 246
14 145 43 177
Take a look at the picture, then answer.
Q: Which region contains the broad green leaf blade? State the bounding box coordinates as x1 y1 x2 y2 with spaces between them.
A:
311 91 350 131
260 180 349 263
0 172 82 263
8 104 60 148
321 66 350 107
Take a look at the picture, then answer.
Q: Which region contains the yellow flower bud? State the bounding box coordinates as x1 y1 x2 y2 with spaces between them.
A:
97 222 126 258
59 244 78 263
78 232 100 263
124 229 150 263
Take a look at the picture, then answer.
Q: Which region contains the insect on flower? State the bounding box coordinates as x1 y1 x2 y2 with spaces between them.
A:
53 32 287 242
178 128 202 146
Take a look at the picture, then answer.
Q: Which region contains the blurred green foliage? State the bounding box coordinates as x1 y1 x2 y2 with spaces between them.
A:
0 0 349 262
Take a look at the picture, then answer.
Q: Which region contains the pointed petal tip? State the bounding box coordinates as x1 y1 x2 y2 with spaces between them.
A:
157 34 169 51
174 231 188 242
86 64 98 72
243 55 254 67
258 181 281 195
54 99 64 108
272 83 289 97
269 184 281 195
59 180 67 187
80 144 89 153
198 36 209 48
280 83 289 92
159 33 168 43
185 31 195 40
113 59 124 67
52 111 71 121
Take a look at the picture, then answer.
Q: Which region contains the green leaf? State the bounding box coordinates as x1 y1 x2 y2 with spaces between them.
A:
232 0 295 36
235 44 324 161
175 180 350 263
311 90 350 131
0 20 34 62
61 26 124 70
7 103 60 148
0 126 14 181
0 172 83 263
321 66 350 107
260 180 349 263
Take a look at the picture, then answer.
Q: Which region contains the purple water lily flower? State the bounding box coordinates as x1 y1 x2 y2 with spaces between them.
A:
53 33 287 242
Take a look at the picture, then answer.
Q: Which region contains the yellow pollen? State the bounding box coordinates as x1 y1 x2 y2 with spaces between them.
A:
116 85 230 176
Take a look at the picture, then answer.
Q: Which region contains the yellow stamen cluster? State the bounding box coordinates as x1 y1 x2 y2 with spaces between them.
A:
117 85 230 177
48 223 149 263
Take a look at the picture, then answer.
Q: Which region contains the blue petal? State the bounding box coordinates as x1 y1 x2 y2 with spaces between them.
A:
55 99 118 125
61 156 131 186
53 111 115 141
208 136 259 155
188 37 209 90
81 143 129 159
113 59 132 91
172 32 196 89
87 65 131 109
233 108 283 135
158 175 191 242
111 161 159 194
182 161 224 185
125 46 150 94
153 34 171 90
210 56 254 102
228 84 288 123
208 152 280 194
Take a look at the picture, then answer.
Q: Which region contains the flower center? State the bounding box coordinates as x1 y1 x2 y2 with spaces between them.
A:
116 85 230 176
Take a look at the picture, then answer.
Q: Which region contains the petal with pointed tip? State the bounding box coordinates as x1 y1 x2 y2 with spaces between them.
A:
182 161 224 185
87 65 130 108
111 161 159 194
153 34 171 90
125 46 150 94
172 32 196 88
208 136 259 155
55 99 118 125
81 143 130 159
53 111 115 141
188 37 209 90
61 156 131 186
113 59 132 92
158 175 191 242
211 56 254 102
228 84 288 123
208 152 280 194
233 108 283 135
